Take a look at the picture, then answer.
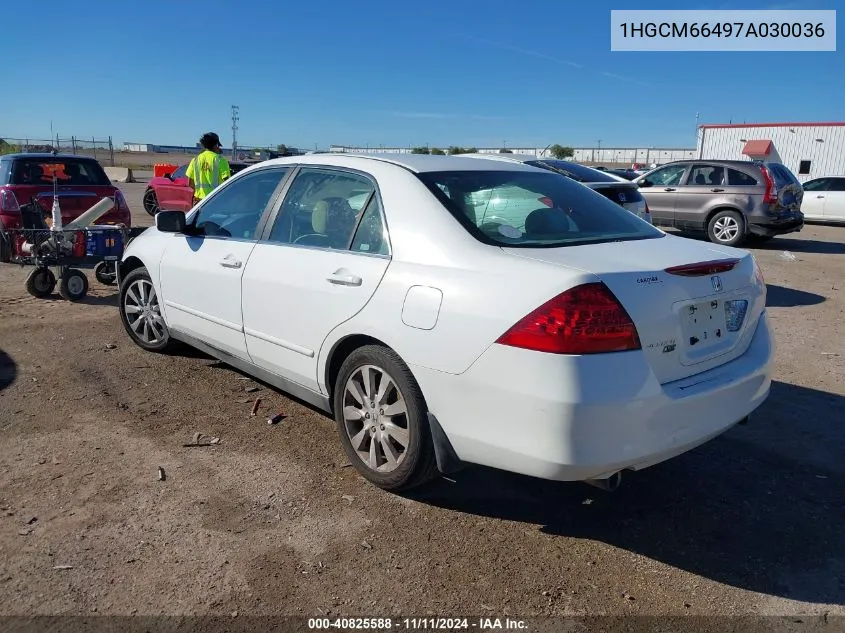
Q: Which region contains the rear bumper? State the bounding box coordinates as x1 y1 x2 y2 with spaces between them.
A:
413 311 774 482
748 214 803 237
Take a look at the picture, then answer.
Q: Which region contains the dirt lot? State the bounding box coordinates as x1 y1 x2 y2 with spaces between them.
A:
0 218 843 622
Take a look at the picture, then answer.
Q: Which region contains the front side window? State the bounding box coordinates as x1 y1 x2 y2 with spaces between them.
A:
171 165 188 179
688 165 725 186
268 168 375 250
829 178 845 192
417 170 662 248
191 167 289 239
644 164 687 186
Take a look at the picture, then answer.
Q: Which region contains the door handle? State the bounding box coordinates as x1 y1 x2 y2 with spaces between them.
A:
664 187 676 191
326 270 362 286
817 195 825 198
711 188 724 192
219 255 242 269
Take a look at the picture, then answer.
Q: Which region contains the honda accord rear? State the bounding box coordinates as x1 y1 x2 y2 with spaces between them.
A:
409 166 772 485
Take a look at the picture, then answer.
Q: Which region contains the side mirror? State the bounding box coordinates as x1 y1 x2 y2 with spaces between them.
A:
164 173 173 180
156 210 186 233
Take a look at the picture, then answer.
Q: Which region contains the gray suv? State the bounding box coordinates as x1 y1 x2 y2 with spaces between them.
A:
634 160 804 246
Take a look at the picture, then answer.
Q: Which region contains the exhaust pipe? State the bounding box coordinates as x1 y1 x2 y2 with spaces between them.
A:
585 470 623 492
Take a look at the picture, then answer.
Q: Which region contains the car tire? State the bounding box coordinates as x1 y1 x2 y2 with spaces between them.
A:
707 210 745 247
0 226 11 264
333 345 438 491
25 268 56 298
59 268 89 301
143 189 160 216
119 266 174 353
94 261 117 285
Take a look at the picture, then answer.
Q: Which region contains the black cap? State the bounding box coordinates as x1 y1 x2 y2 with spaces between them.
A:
200 132 222 150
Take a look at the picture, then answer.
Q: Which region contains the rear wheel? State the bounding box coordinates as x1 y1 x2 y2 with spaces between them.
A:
25 268 56 298
143 189 159 216
119 266 173 352
59 268 89 301
94 261 117 285
707 210 745 247
333 345 438 491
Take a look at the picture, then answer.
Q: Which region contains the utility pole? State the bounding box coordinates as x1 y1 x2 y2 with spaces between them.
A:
231 105 240 158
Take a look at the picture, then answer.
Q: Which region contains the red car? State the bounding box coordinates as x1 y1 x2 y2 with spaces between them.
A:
0 153 132 262
142 161 250 215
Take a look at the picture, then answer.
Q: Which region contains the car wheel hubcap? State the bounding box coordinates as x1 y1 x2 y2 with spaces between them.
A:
342 365 409 473
124 279 165 344
714 217 739 242
67 276 84 295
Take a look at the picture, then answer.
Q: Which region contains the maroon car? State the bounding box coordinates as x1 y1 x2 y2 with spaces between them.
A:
142 161 250 215
0 153 132 262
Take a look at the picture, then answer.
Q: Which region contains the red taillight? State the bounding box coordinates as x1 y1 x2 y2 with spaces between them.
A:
538 196 554 208
664 258 740 276
760 166 778 203
496 283 641 355
0 188 21 213
72 231 86 257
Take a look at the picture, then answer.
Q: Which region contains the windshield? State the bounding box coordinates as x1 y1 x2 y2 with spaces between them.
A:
417 170 662 248
10 158 111 186
526 159 620 183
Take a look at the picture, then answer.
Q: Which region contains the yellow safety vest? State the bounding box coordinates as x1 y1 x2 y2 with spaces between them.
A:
187 150 231 199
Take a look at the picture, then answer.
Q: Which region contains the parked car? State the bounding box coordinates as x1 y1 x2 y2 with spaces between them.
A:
142 161 250 215
117 154 772 492
461 154 651 223
800 176 845 223
608 168 639 180
634 160 804 246
0 153 132 262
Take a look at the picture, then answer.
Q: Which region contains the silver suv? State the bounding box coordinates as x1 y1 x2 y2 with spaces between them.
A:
634 160 804 246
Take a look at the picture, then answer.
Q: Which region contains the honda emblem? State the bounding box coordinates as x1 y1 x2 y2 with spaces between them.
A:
618 192 627 202
711 275 723 293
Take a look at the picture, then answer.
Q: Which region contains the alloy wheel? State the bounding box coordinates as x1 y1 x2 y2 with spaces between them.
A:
342 365 410 473
713 216 739 242
123 279 166 345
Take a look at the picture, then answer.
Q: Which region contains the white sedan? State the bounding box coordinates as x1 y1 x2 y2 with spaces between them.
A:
117 154 773 491
800 176 845 222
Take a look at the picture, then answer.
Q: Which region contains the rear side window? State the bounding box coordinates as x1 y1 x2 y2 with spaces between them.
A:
417 170 662 248
688 165 725 186
10 158 111 186
727 168 758 186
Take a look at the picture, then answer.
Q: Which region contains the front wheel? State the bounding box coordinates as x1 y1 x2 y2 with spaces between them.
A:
143 189 160 216
59 268 89 301
707 210 745 247
333 345 438 491
119 266 174 352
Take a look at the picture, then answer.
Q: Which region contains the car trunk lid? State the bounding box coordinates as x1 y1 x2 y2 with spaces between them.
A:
8 185 120 225
586 182 648 220
504 235 765 384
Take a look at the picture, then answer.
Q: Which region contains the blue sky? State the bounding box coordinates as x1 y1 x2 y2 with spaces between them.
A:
1 0 840 150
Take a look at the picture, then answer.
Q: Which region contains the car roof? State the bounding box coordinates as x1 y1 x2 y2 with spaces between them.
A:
260 153 544 173
0 153 98 161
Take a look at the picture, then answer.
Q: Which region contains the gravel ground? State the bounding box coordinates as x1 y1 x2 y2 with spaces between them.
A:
0 217 843 622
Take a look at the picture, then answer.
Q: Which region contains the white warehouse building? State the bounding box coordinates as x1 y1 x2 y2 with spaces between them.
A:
697 122 845 183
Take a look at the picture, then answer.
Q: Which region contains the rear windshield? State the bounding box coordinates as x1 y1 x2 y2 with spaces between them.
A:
9 158 111 186
417 170 663 248
526 159 620 183
767 163 800 188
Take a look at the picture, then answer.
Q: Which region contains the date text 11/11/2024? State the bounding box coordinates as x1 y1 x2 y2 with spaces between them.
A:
307 617 529 630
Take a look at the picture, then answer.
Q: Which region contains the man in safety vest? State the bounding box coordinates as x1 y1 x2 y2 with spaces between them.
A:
186 132 231 205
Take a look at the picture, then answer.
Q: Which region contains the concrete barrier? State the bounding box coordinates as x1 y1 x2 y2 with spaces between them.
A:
105 166 135 183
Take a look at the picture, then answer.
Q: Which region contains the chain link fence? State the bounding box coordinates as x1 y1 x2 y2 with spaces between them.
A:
0 136 115 165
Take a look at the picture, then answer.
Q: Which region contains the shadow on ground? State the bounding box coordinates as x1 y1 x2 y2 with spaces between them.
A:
0 350 16 392
755 236 845 256
407 380 845 606
766 284 826 307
